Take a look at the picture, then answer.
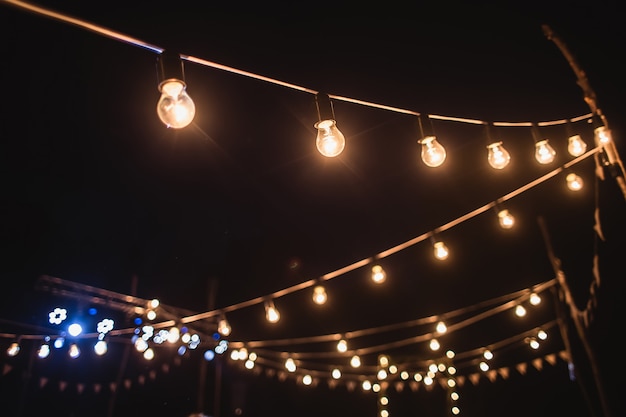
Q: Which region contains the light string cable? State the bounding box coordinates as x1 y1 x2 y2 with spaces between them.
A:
228 279 557 350
2 0 592 125
181 147 599 324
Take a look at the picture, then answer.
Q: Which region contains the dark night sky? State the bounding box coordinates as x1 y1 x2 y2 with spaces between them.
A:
1 2 625 417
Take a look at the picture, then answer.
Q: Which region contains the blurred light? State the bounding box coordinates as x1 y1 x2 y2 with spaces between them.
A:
218 317 232 336
433 241 449 260
567 173 584 191
37 343 51 358
429 339 440 351
436 321 447 334
68 323 83 337
371 265 386 284
264 300 280 323
204 350 215 361
285 358 296 372
568 134 587 156
487 141 511 169
312 285 328 305
535 139 556 164
529 292 542 305
332 368 342 379
350 355 361 368
7 342 20 356
515 305 527 317
94 340 108 355
479 361 489 371
337 339 348 353
538 329 548 340
302 375 313 385
498 209 515 229
68 343 80 358
143 348 155 360
48 308 67 325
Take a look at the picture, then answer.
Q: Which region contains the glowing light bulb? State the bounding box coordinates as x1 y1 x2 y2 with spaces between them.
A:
436 321 447 334
594 125 612 144
433 241 449 260
371 264 386 284
157 79 196 129
566 173 583 191
497 209 515 229
7 342 20 356
535 139 556 164
567 135 587 156
487 141 511 169
265 301 280 323
337 339 348 352
312 285 328 305
429 338 440 351
285 358 296 372
315 119 345 157
350 355 361 368
218 318 231 336
419 136 446 167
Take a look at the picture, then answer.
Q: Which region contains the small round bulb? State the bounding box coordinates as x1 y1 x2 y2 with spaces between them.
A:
535 139 556 164
315 119 345 157
419 136 446 167
487 141 510 169
157 79 196 129
567 135 587 157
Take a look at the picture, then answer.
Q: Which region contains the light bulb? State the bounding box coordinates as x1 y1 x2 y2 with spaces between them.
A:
433 241 449 260
566 173 583 191
265 301 280 323
337 339 348 352
315 119 345 157
487 141 510 169
218 318 231 336
567 135 587 156
312 285 328 305
497 209 515 229
157 79 196 129
594 125 612 144
371 265 386 284
534 139 556 164
419 136 446 167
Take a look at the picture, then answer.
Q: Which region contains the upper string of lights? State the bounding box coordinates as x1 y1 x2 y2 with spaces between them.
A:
3 0 614 340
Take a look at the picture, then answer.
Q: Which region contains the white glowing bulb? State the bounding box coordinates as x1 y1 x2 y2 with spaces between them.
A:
7 342 20 356
371 264 386 284
497 209 515 229
94 340 108 356
337 339 348 352
302 374 313 385
535 139 556 164
419 136 446 167
429 338 440 351
483 349 493 360
285 358 296 372
487 141 511 169
68 343 81 358
143 347 155 360
157 79 195 129
332 368 342 379
436 321 447 334
594 125 612 144
37 344 50 358
350 355 361 368
433 241 449 260
568 135 587 156
315 119 345 157
529 292 541 305
265 301 280 323
312 285 328 305
566 173 583 191
515 305 527 317
218 318 232 336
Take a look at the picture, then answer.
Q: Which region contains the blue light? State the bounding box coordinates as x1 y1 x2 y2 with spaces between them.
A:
88 307 97 315
134 317 143 326
203 350 215 361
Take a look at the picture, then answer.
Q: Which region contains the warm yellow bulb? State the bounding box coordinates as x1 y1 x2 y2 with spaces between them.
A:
157 79 196 129
315 119 345 157
371 265 386 284
419 136 446 167
535 139 556 164
497 209 515 229
566 173 583 191
487 141 511 169
568 135 587 156
312 285 328 305
433 241 449 260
